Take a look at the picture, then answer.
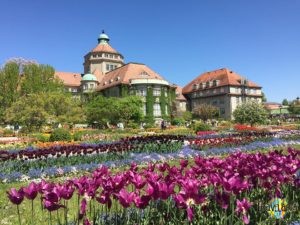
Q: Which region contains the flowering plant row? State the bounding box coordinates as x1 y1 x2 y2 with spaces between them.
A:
1 138 300 183
0 135 185 162
7 148 300 224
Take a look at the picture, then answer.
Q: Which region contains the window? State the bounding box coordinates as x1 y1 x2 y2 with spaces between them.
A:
219 99 225 104
153 87 161 96
114 55 118 59
106 64 109 71
235 87 239 93
212 100 218 105
90 84 94 89
153 103 161 117
110 65 114 70
109 54 113 58
220 87 224 93
136 88 146 96
213 89 217 94
114 65 118 69
220 108 225 115
105 54 108 57
72 88 77 92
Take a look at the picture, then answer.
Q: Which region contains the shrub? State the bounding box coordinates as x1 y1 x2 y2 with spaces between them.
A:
193 122 211 133
171 117 185 126
32 133 49 142
49 128 72 142
3 129 14 137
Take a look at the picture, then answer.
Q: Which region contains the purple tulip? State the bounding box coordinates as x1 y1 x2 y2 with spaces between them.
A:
236 198 252 214
23 182 38 200
7 188 24 205
43 199 64 211
117 188 134 208
84 218 91 225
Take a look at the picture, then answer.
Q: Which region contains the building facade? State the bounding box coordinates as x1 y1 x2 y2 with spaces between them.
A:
182 68 262 119
55 31 180 121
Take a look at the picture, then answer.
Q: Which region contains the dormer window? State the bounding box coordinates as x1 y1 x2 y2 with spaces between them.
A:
206 81 210 88
200 83 204 89
116 76 120 81
193 84 197 90
140 71 149 76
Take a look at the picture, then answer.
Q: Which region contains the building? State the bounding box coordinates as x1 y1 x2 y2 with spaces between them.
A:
55 31 177 121
263 102 289 117
182 68 262 119
174 86 187 114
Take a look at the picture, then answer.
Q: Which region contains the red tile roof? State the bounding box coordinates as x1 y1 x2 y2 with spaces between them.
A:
182 68 261 94
55 71 82 87
175 85 187 101
91 68 105 83
97 63 167 91
91 43 119 54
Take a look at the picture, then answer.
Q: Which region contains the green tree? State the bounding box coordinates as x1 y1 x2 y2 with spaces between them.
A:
192 104 219 121
233 100 268 126
20 63 64 95
116 96 143 125
5 94 49 132
261 92 267 102
0 62 20 122
86 96 117 128
282 99 289 106
288 98 300 115
45 92 85 125
5 92 84 131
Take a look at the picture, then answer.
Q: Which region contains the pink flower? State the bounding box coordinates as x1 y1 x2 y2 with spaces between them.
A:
23 182 38 200
117 188 134 208
236 198 252 224
7 188 24 205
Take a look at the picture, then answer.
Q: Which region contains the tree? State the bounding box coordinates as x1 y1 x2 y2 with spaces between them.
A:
20 63 64 95
261 92 267 102
0 62 20 123
5 92 84 131
192 104 219 121
5 94 49 132
282 99 289 106
233 100 268 126
288 98 300 115
86 96 143 127
115 96 143 125
86 96 117 128
44 92 85 125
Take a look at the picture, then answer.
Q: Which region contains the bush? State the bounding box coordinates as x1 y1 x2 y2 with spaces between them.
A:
49 128 72 142
171 117 185 126
193 122 211 133
3 129 14 137
32 133 49 142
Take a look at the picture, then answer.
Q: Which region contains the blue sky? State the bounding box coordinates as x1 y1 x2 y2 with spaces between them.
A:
0 0 299 103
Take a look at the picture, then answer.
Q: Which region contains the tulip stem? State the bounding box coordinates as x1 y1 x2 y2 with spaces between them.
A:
31 200 34 225
17 205 22 225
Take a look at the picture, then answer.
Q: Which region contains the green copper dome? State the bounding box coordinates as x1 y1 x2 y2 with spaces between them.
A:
98 30 110 44
82 73 97 81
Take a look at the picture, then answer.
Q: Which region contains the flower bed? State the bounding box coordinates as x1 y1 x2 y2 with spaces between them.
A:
6 148 300 224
